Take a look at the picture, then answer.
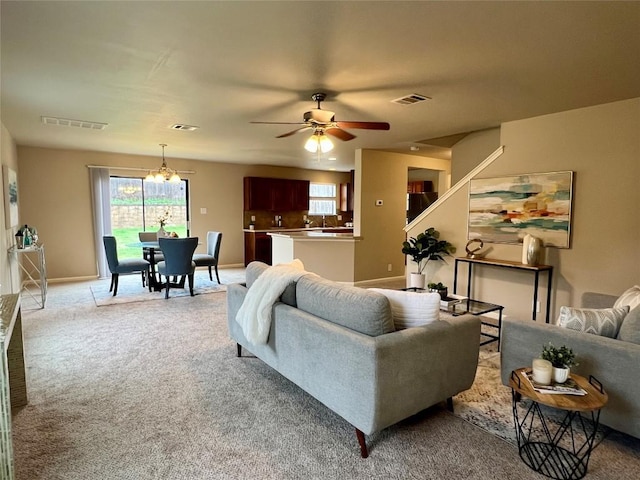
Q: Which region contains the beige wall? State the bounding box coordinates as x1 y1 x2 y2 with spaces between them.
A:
16 146 349 280
409 98 640 321
354 150 451 282
451 128 501 184
1 123 20 294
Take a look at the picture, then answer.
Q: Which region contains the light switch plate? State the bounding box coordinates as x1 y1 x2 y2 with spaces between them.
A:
200 208 207 214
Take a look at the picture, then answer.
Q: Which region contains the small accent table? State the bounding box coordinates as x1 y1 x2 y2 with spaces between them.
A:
509 368 608 480
9 245 47 309
401 288 503 350
446 299 503 350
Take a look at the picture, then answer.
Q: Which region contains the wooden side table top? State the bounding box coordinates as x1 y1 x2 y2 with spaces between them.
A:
509 367 608 412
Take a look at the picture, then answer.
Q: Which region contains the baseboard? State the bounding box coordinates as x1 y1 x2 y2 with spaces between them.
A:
48 276 99 284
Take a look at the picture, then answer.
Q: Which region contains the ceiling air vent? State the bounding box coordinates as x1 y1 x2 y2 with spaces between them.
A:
391 94 431 106
170 124 199 131
41 116 108 130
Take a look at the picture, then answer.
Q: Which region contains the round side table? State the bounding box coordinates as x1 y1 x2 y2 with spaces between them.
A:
509 368 608 480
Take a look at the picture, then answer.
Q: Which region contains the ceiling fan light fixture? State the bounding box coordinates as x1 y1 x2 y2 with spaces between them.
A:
305 131 333 153
145 144 181 183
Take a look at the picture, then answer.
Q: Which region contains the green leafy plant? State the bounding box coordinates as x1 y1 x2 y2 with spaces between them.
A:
541 343 578 368
402 227 456 274
427 282 446 290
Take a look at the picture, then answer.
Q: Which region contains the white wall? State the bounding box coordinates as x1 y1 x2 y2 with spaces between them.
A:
409 98 640 321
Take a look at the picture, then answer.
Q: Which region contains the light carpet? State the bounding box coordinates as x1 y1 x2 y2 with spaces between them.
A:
12 279 640 480
90 267 246 306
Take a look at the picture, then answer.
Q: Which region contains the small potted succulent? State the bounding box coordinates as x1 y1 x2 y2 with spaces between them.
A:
541 343 578 383
427 282 448 300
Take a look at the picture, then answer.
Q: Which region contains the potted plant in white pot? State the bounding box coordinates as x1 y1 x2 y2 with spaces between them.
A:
402 227 456 289
541 343 578 383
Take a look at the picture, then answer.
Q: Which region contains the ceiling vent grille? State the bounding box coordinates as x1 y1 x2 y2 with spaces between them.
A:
391 94 431 106
41 116 108 130
170 124 199 131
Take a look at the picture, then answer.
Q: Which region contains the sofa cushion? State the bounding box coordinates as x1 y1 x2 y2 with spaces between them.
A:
557 305 629 338
296 276 395 336
614 285 640 311
245 261 297 307
369 288 440 330
617 305 640 344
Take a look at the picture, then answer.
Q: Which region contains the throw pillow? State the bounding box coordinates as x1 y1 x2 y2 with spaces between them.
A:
557 305 630 338
369 288 440 330
617 305 640 345
613 285 640 311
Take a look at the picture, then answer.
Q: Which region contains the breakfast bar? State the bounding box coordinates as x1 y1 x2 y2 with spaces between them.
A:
269 231 361 283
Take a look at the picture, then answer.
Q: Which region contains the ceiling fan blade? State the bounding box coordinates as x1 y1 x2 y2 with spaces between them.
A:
276 126 312 138
335 121 390 130
325 127 356 141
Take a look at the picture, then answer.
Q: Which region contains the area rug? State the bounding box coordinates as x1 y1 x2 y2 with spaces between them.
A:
90 267 245 306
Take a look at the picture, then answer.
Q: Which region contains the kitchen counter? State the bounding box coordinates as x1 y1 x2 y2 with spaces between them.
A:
270 230 359 283
268 231 360 241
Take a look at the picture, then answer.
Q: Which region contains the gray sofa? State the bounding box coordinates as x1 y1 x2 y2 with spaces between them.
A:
227 262 481 457
500 292 640 439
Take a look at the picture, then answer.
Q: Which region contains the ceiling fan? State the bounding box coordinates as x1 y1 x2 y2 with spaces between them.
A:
250 92 390 144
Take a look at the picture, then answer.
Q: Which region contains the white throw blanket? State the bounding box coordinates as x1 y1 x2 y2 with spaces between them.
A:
236 259 308 345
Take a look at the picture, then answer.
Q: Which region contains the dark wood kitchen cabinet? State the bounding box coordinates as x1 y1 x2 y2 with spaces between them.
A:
244 177 309 211
244 231 272 266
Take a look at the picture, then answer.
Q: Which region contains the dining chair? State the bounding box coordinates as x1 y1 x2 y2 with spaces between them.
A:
157 237 199 299
193 231 223 284
138 232 164 287
103 236 151 296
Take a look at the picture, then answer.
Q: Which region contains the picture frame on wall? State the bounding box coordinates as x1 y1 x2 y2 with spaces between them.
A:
3 166 19 228
468 171 573 248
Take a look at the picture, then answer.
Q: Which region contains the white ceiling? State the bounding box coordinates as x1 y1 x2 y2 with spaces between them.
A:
2 1 639 172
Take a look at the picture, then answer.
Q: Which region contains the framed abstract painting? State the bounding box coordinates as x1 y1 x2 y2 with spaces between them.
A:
3 166 19 228
468 171 573 247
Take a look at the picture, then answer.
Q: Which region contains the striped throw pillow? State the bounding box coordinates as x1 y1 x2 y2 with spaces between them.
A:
613 285 640 311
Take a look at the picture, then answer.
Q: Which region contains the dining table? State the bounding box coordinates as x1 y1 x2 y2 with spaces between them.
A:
127 240 201 292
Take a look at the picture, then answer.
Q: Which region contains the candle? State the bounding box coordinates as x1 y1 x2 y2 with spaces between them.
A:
532 358 553 385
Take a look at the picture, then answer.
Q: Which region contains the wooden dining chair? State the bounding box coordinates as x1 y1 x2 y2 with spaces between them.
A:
156 237 199 299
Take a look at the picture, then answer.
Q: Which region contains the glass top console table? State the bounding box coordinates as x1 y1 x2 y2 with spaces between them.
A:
9 245 47 309
453 257 553 323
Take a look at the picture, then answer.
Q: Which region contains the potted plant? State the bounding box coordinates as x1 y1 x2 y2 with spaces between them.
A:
428 282 448 300
402 227 456 288
541 342 578 383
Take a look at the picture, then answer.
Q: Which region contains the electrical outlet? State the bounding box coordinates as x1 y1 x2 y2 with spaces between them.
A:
536 301 541 312
200 208 207 214
387 263 392 272
338 215 342 220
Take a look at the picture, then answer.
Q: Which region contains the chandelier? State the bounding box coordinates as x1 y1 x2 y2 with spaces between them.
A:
304 129 334 154
145 144 181 183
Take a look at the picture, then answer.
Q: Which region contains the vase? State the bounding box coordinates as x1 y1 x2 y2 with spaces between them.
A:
409 273 426 289
157 226 167 239
553 366 570 383
526 235 542 265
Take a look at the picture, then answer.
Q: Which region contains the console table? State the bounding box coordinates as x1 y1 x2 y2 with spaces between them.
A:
9 245 47 309
453 257 553 323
